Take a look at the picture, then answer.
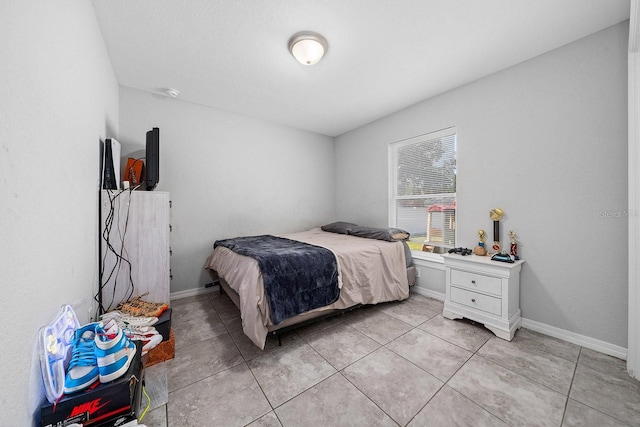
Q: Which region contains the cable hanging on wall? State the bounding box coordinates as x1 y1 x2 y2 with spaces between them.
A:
94 184 142 318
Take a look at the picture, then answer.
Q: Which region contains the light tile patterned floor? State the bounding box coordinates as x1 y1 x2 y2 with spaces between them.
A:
142 291 640 427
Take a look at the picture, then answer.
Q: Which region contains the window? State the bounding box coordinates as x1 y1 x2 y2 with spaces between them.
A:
389 127 457 254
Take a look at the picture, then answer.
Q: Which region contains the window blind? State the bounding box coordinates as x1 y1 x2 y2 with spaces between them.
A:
389 128 457 252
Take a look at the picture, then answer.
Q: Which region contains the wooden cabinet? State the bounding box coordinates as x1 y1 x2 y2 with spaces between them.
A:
100 190 170 311
442 254 524 341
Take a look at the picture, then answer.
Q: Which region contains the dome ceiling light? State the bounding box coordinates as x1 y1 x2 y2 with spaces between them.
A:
288 32 328 65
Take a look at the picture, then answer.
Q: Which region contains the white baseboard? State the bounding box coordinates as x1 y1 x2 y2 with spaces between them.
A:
520 317 627 360
410 286 627 360
170 285 219 301
411 286 445 301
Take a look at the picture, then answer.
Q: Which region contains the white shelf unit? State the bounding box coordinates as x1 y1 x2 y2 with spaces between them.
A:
100 190 170 311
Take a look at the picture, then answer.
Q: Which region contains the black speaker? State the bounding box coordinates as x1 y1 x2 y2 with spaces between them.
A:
102 139 117 190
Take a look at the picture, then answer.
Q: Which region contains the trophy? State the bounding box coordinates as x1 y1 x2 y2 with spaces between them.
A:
474 229 487 256
509 230 519 260
490 208 504 252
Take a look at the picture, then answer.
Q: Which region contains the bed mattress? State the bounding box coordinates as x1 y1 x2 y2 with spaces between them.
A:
204 228 410 349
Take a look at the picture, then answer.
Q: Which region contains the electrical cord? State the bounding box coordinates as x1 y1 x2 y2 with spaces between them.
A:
101 190 127 311
139 384 151 421
115 187 136 304
94 184 142 317
96 191 117 315
97 189 127 314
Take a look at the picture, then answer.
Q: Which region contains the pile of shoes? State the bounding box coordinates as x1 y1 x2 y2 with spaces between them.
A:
64 319 137 394
100 310 162 357
63 297 167 395
110 294 168 357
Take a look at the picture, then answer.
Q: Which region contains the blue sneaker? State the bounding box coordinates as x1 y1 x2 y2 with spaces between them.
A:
63 323 99 394
94 319 136 383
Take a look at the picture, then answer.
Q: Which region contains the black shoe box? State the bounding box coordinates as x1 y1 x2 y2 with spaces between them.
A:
40 342 144 427
155 307 171 341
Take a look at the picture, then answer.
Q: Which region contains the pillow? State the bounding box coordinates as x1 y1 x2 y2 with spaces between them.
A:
348 226 410 242
402 241 413 267
321 221 359 235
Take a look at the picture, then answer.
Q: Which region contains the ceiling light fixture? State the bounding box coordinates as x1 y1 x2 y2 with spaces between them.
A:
288 32 328 65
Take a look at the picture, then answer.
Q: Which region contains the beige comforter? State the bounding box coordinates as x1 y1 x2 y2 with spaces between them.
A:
204 228 410 349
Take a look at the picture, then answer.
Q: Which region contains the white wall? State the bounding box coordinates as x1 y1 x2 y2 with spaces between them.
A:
336 23 629 348
0 1 118 425
118 87 336 294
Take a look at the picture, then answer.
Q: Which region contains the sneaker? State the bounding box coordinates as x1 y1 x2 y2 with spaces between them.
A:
118 323 156 334
94 319 137 383
101 310 158 327
100 318 156 336
123 328 163 356
117 296 168 318
63 323 99 394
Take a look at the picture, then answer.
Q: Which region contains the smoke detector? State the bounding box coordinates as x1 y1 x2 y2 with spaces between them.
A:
163 88 180 98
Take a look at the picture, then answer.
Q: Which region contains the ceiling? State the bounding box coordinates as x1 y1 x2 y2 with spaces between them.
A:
91 0 630 137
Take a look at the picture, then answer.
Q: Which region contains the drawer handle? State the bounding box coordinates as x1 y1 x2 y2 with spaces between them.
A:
471 298 476 303
471 280 476 285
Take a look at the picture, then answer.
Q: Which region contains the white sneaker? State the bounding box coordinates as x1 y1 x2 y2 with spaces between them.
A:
121 323 156 334
101 318 155 334
124 329 163 355
101 310 158 327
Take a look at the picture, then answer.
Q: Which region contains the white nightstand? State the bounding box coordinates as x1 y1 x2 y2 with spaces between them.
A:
442 253 524 341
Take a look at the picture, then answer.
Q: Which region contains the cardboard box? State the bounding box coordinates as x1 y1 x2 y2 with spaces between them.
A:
40 342 144 427
143 329 174 367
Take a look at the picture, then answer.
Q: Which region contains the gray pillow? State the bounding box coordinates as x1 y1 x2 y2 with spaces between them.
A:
321 221 359 235
402 241 413 267
348 226 410 242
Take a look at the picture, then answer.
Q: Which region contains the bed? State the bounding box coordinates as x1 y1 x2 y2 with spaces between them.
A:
204 224 416 349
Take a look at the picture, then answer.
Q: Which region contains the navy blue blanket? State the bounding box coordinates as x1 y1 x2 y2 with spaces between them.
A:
214 235 340 325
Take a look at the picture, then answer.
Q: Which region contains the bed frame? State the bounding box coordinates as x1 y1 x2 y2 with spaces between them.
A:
210 265 416 346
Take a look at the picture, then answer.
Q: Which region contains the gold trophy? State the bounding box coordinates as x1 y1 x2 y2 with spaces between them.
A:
474 229 487 256
490 208 504 252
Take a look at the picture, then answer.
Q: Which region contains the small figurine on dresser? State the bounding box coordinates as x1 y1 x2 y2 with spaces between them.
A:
509 230 520 260
474 229 487 256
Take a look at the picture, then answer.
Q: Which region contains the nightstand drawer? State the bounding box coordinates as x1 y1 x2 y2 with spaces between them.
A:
451 269 501 296
451 286 502 316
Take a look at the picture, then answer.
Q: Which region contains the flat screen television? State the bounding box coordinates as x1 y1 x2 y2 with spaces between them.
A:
145 127 159 191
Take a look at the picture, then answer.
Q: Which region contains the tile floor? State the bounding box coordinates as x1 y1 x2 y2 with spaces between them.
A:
141 291 640 427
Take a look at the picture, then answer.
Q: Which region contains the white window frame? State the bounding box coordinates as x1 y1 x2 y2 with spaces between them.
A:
388 127 457 262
